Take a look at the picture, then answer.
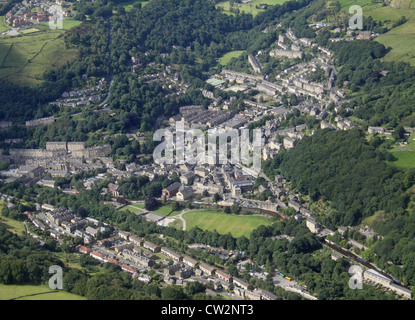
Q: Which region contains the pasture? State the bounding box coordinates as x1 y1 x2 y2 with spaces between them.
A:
216 0 291 17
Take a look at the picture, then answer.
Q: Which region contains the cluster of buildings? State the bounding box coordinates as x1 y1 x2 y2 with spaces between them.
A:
40 205 109 243
248 54 263 74
49 78 107 108
4 0 71 30
363 269 412 299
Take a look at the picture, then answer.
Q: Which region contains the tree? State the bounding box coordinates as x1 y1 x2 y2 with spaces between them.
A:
171 201 180 211
213 193 221 202
145 197 158 211
161 286 187 300
393 126 405 140
231 203 241 214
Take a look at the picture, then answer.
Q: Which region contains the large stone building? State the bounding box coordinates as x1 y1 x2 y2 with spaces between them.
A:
269 49 303 59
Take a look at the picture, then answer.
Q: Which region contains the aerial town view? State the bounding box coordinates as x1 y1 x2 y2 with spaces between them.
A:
0 0 414 312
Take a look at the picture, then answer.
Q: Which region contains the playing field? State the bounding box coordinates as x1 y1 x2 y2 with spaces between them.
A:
183 210 273 238
219 50 245 65
216 0 291 17
0 284 86 300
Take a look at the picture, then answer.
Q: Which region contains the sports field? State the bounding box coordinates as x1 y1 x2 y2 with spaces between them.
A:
0 284 86 300
183 210 273 238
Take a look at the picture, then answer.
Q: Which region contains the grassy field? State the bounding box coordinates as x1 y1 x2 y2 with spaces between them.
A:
376 18 415 66
0 17 9 33
216 0 290 17
0 284 86 300
20 28 40 34
0 19 81 85
183 210 273 238
0 216 26 236
119 203 182 216
388 151 415 168
119 0 149 12
119 203 146 214
152 204 175 216
0 201 26 236
219 50 245 65
362 211 385 227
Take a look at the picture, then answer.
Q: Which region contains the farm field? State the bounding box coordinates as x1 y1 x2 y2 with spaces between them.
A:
0 284 86 300
183 210 273 238
0 19 81 85
339 0 415 65
216 0 290 17
219 50 245 65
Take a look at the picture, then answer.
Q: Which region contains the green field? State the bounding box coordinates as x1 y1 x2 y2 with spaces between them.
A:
0 17 9 33
376 19 415 66
152 204 175 216
216 0 290 17
0 216 26 236
183 210 273 238
388 151 415 168
119 0 149 12
337 0 415 65
219 50 245 65
20 28 40 34
0 201 26 235
119 203 146 214
0 20 81 85
0 284 86 300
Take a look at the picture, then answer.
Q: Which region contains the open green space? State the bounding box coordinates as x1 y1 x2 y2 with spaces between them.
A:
0 17 9 33
219 50 245 65
119 0 149 12
183 210 273 238
0 216 26 236
0 19 81 85
20 28 40 34
152 204 175 216
0 201 26 235
337 0 415 65
119 203 146 214
376 19 415 66
387 151 415 168
216 0 290 17
0 284 86 300
362 211 385 228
